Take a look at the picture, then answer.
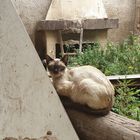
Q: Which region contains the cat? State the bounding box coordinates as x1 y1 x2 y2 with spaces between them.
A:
46 55 115 115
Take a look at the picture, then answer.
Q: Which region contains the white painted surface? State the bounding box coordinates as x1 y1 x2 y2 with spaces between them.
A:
108 74 140 80
46 0 107 20
0 0 79 139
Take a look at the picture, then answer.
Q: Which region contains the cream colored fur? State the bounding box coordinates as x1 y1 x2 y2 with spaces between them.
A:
51 65 114 110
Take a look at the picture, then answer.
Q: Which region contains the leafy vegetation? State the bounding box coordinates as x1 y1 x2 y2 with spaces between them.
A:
68 35 140 121
112 80 140 121
68 35 140 76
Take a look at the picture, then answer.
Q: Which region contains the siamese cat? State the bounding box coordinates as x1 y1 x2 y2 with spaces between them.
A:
46 55 115 115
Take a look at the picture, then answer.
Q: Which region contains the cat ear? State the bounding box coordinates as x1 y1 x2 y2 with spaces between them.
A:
61 55 68 66
46 55 53 65
42 59 47 69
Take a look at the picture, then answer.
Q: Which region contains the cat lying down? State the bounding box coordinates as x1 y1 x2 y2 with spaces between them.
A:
46 55 115 115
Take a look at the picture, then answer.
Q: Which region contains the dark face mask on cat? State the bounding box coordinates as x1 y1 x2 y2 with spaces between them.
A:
46 55 68 78
48 64 65 74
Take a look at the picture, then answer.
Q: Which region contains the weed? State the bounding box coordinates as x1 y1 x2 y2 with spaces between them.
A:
112 80 140 121
68 35 140 76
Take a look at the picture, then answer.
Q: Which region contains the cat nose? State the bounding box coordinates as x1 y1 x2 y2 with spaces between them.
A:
54 69 58 73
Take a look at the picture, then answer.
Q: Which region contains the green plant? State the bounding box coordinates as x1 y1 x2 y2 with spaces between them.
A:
68 35 140 76
112 80 140 121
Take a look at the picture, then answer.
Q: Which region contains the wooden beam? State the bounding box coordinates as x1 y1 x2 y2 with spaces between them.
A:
36 19 119 31
79 28 83 53
107 74 140 87
58 30 65 56
66 109 140 140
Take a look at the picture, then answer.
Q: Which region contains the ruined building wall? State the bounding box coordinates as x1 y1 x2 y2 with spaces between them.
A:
12 0 136 44
103 0 136 42
11 0 52 43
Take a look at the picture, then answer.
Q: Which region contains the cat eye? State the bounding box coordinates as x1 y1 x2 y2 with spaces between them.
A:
59 67 65 71
48 65 54 72
48 65 65 73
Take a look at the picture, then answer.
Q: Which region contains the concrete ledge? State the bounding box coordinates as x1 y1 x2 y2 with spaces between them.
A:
36 19 119 31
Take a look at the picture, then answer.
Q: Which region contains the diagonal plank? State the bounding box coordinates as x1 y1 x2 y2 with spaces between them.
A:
0 0 79 139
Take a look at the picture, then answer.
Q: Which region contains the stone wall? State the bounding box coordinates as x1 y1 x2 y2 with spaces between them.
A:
103 0 136 42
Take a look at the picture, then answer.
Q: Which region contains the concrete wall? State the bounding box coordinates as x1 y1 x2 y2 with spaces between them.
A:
46 0 107 20
103 0 136 42
11 0 52 43
12 0 136 43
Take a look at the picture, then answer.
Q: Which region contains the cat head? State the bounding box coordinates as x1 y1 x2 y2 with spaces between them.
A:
46 55 68 78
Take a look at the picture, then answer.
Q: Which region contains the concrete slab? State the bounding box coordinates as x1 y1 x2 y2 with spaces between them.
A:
0 0 79 139
46 0 107 20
